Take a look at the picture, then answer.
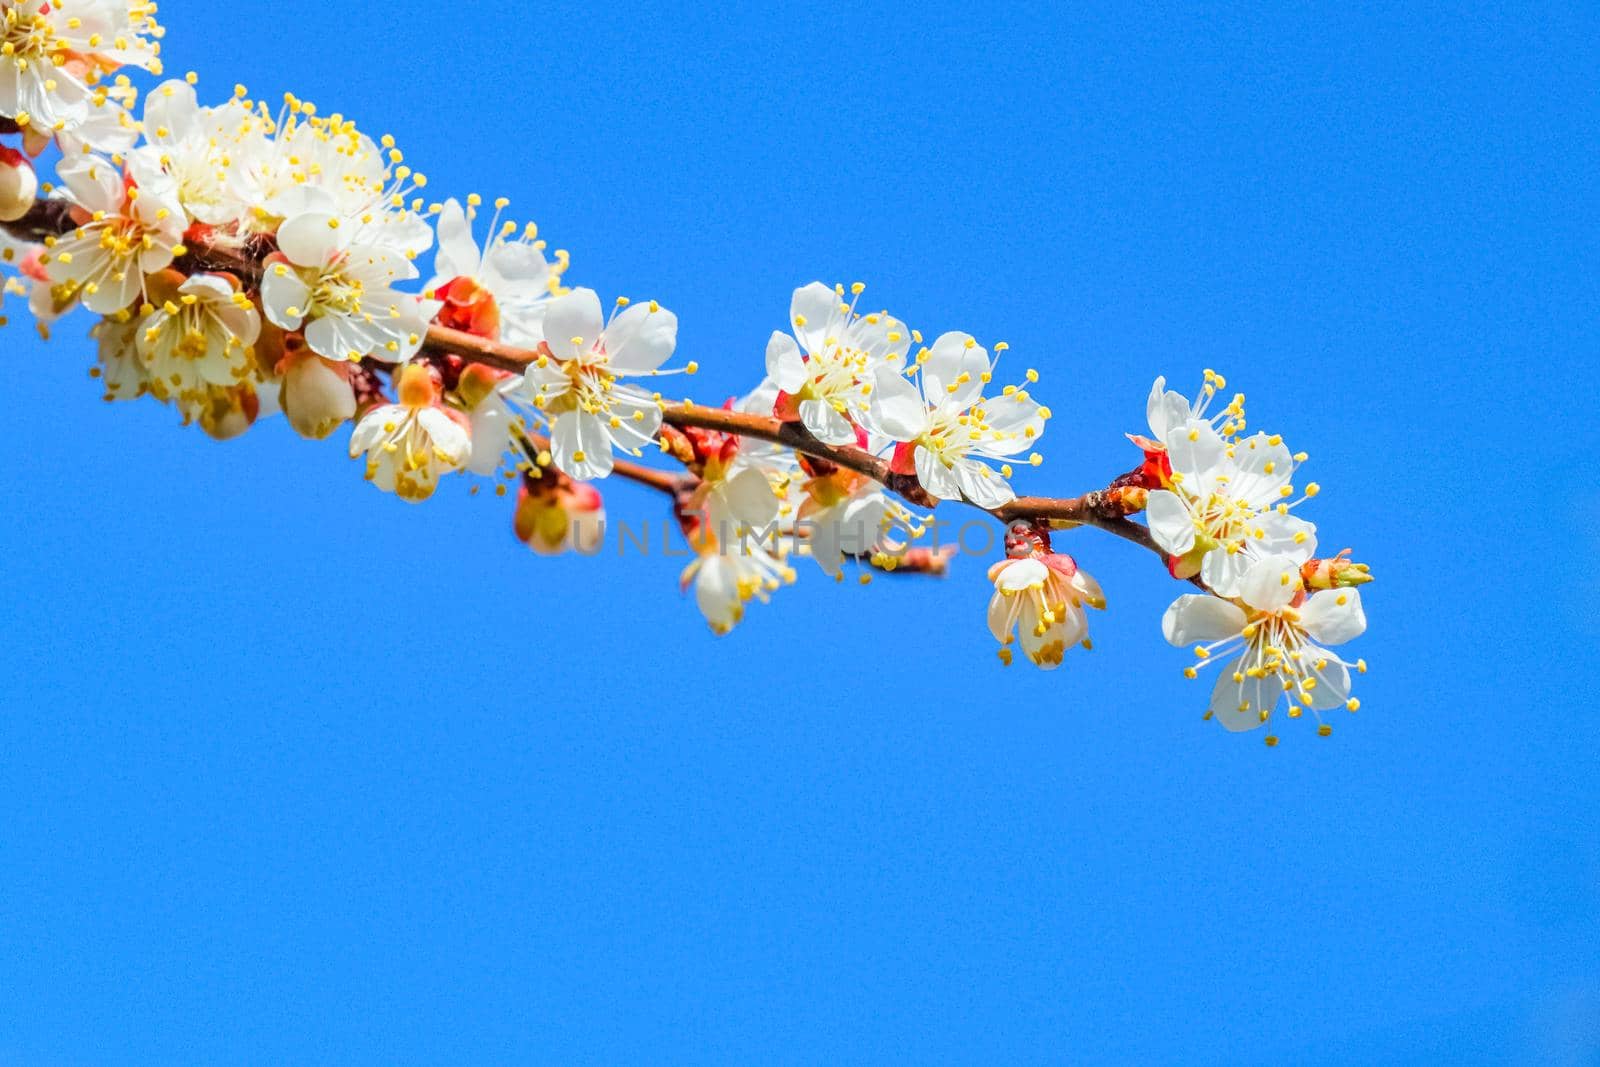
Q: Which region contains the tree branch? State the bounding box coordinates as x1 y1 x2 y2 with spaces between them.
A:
5 200 1175 573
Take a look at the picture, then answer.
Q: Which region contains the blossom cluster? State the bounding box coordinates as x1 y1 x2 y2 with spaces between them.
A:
0 3 1374 743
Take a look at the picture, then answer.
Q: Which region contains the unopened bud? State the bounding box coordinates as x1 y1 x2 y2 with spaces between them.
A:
396 361 442 408
455 362 508 410
1301 551 1373 590
0 147 37 223
281 352 356 440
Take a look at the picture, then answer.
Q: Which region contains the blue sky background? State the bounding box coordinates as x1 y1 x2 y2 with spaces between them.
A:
0 2 1595 1063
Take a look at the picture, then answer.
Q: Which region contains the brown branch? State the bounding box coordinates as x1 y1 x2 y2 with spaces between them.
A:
3 197 1176 574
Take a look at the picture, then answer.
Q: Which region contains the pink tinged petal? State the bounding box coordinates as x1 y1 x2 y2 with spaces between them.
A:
432 199 481 281
277 213 349 267
1209 655 1279 732
1298 588 1367 646
765 331 807 393
789 282 838 355
722 467 779 527
603 301 679 375
913 444 963 502
798 398 856 445
1162 595 1247 647
1238 555 1304 613
1145 490 1195 556
542 287 605 358
868 367 929 441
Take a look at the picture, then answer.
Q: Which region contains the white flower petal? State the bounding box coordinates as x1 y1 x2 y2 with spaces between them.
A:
913 444 963 501
790 282 838 356
1200 548 1251 598
550 410 614 480
1208 655 1279 732
433 199 482 281
867 367 929 441
1145 490 1196 556
604 301 678 375
722 467 779 527
1162 595 1247 647
1238 555 1304 613
798 398 856 445
1298 589 1367 647
543 287 605 359
277 212 349 266
765 331 807 393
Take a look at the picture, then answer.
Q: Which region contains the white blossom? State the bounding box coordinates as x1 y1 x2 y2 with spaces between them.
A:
1163 554 1367 734
764 281 909 445
1145 418 1318 595
0 0 161 142
428 196 563 347
868 331 1048 508
516 287 681 481
136 272 260 402
349 364 470 502
259 211 433 364
986 550 1105 669
44 153 185 314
